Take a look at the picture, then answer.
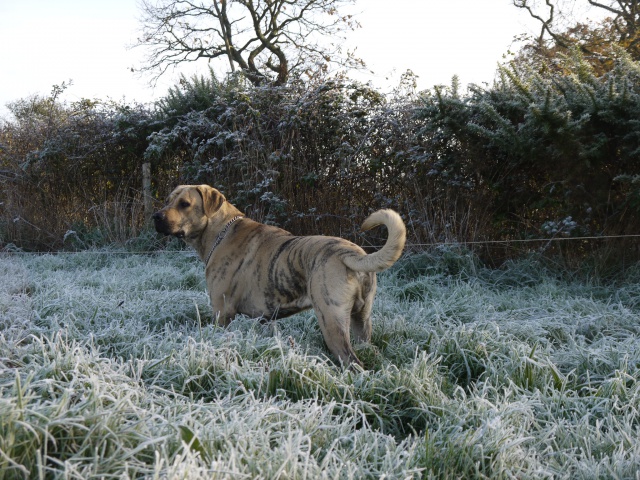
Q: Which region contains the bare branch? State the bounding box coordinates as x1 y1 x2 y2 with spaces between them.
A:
135 0 361 86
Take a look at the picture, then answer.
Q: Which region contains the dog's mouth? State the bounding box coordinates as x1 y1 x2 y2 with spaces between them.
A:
153 217 184 238
152 210 194 239
155 224 185 238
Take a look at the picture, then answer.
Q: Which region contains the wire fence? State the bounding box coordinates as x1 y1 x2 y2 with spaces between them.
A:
3 233 640 256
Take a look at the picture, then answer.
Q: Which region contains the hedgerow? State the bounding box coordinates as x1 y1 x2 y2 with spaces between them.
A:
1 52 639 258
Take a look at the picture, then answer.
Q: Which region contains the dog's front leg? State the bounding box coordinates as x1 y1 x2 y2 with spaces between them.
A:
210 294 235 327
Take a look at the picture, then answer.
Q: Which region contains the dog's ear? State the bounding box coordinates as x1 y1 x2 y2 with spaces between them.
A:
196 185 225 217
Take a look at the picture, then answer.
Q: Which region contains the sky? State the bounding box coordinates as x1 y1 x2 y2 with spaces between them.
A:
0 0 549 119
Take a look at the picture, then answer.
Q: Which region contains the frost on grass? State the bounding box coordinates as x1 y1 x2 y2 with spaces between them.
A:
1 250 640 478
0 255 33 341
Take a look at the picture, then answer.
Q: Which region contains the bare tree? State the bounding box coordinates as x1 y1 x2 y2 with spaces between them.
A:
136 0 362 86
513 0 640 52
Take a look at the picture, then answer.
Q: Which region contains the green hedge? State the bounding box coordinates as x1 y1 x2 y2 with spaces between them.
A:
1 52 639 255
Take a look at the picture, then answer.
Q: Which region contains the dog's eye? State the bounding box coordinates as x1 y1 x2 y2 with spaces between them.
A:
179 200 191 209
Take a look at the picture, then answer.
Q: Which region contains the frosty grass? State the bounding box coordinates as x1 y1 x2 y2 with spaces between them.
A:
1 249 640 479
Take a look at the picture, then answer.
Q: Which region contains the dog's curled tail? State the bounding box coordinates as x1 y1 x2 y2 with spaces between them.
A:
343 209 406 273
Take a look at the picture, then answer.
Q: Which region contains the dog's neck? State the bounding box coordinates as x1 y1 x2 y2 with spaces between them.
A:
188 201 244 263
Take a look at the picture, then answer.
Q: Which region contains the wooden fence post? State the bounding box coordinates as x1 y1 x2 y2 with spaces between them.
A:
142 162 152 223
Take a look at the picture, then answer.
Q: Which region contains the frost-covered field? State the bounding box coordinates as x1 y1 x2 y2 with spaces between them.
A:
1 250 640 479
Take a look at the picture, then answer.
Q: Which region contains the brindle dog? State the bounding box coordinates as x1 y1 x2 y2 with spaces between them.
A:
153 184 406 367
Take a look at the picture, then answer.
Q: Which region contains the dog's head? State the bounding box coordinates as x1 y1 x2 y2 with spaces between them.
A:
153 184 226 239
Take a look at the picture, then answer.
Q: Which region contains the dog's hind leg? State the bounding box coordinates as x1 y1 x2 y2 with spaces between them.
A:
351 302 373 345
315 305 362 367
315 308 362 367
350 273 376 344
309 261 363 367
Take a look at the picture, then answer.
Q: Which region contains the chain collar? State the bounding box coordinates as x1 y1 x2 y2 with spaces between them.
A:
204 215 243 266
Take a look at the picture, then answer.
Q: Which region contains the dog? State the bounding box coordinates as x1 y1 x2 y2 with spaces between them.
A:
153 184 406 367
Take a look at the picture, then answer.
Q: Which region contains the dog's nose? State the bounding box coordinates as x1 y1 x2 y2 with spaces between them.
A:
152 211 163 222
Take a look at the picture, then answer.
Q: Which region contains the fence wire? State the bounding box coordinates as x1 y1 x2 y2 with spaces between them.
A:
2 233 640 256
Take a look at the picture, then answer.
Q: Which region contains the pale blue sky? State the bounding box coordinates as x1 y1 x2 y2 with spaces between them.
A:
0 0 564 118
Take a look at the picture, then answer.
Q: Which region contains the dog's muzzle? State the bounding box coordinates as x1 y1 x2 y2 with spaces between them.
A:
152 211 183 237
